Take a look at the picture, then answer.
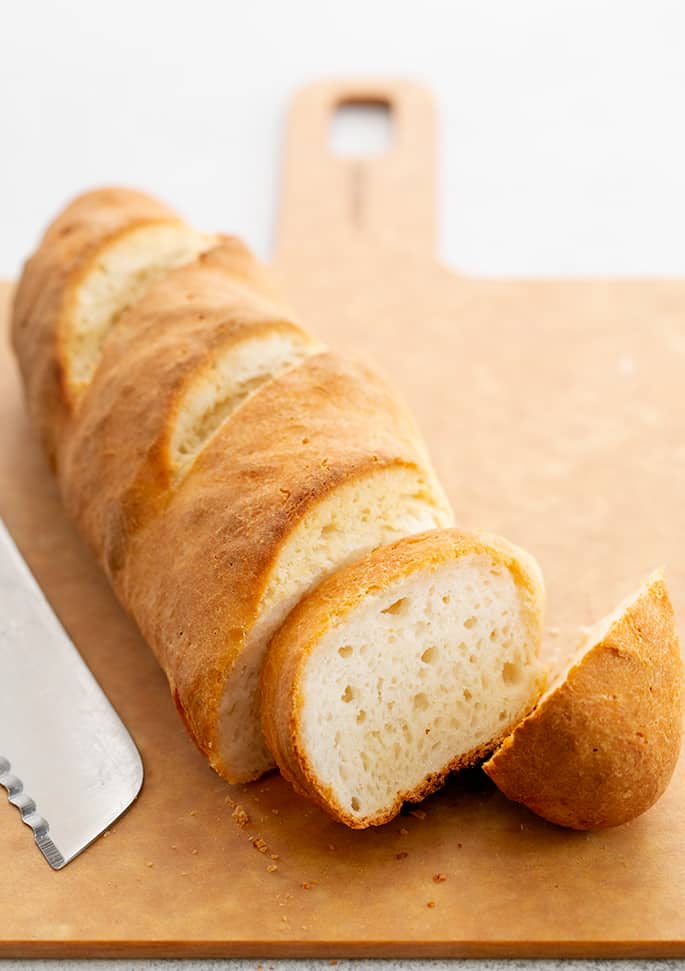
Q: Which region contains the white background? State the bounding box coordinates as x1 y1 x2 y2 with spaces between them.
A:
2 0 685 278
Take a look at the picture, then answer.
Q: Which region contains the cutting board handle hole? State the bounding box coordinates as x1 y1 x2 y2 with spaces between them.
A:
329 99 392 159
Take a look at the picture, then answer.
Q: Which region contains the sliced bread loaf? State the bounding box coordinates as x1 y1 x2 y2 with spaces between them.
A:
483 571 684 829
260 528 545 827
13 188 453 788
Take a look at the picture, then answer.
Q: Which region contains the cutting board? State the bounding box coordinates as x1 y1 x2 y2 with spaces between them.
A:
2 79 685 958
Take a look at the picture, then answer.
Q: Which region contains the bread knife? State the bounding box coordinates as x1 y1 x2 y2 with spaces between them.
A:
0 516 143 869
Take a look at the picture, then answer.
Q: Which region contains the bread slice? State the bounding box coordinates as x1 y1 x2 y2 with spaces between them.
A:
11 187 216 466
118 352 453 783
483 571 684 829
261 528 545 827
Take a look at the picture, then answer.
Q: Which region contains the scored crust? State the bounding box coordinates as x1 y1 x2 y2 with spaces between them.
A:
483 571 684 829
260 527 546 826
60 239 322 573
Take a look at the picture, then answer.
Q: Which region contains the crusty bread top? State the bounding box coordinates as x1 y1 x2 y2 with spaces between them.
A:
11 187 182 464
261 527 545 817
60 240 321 573
483 571 684 829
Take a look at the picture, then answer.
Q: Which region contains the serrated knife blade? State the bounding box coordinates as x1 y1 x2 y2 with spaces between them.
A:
0 516 143 869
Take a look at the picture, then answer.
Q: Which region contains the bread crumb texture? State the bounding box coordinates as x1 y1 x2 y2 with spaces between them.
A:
299 551 540 824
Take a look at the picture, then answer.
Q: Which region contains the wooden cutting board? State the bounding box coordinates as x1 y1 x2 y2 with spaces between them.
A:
1 79 685 958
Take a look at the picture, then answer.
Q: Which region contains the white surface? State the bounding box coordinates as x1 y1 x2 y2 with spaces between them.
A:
3 0 685 278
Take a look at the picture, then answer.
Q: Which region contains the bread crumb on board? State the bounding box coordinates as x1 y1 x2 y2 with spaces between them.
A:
409 808 427 820
232 805 250 828
267 863 278 873
252 837 269 854
224 794 251 826
426 900 436 908
433 873 447 883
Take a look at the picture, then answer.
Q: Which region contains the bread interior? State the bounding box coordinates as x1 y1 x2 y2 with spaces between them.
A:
298 552 542 823
168 328 322 482
66 223 217 398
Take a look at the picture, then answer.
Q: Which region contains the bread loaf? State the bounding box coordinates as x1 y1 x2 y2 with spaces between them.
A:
483 571 684 829
12 188 453 784
261 528 545 827
17 187 676 830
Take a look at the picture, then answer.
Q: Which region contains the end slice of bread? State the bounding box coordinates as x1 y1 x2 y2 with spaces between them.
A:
261 528 545 827
483 571 684 829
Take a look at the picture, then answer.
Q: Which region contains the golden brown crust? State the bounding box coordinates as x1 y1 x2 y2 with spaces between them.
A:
114 351 444 779
11 187 182 466
60 240 316 574
483 573 684 829
260 527 545 825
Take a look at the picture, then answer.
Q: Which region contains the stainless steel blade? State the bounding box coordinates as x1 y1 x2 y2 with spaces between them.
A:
0 517 143 869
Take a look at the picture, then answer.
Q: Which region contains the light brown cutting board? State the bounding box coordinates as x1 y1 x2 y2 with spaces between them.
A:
1 79 685 958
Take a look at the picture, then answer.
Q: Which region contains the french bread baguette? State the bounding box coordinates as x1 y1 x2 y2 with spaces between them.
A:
261 528 546 827
483 571 684 829
12 188 453 785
